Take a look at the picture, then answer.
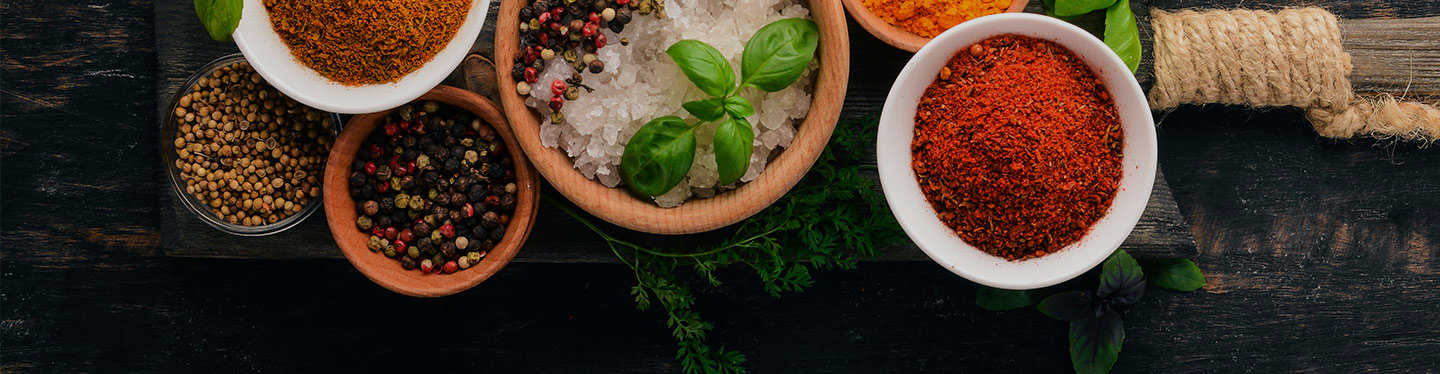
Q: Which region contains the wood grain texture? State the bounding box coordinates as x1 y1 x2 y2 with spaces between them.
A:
156 0 1197 260
6 0 1440 373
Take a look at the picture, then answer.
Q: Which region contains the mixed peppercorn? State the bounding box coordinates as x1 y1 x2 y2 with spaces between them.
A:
512 0 659 122
349 101 518 274
172 61 334 227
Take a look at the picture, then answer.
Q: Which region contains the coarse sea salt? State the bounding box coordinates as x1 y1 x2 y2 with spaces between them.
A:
525 0 816 207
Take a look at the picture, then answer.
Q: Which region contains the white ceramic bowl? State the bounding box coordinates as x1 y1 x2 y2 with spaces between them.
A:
232 0 491 114
876 13 1157 290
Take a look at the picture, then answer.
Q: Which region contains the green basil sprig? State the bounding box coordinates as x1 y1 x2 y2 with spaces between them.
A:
1141 258 1206 291
194 0 242 42
740 18 821 92
1102 0 1141 73
1048 0 1142 74
1052 0 1116 17
620 18 819 197
620 116 697 197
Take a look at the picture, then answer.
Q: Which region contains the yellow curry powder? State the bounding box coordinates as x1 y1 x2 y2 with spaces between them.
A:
861 0 1010 38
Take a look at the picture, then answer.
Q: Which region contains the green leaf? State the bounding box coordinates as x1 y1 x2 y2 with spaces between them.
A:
620 116 697 197
1103 0 1142 73
975 286 1040 311
1098 250 1145 306
1053 0 1118 17
1038 291 1094 321
194 0 242 42
723 96 754 118
682 98 726 122
1142 258 1206 292
740 18 820 92
1070 312 1124 374
712 117 754 186
667 40 736 97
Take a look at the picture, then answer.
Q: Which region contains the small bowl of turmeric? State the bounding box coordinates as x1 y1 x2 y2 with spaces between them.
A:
842 0 1030 52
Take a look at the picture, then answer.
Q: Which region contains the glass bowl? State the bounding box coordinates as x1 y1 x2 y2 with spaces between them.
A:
161 53 343 236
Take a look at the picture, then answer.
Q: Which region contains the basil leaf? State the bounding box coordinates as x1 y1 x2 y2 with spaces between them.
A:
666 40 735 97
1070 311 1124 374
1038 291 1094 321
194 0 243 42
1097 250 1145 306
682 98 726 122
1103 0 1142 73
740 18 819 92
722 96 754 118
1053 0 1118 17
1142 258 1206 292
712 117 754 186
620 116 697 197
976 286 1041 311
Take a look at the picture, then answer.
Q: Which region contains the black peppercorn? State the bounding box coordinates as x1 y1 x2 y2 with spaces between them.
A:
440 242 457 258
490 227 505 240
471 225 488 240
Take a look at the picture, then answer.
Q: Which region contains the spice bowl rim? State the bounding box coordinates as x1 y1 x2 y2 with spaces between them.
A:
162 53 342 237
493 0 851 235
840 0 1030 53
231 0 491 114
875 13 1158 290
322 85 540 298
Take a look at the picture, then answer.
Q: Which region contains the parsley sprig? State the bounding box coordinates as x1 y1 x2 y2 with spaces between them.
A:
555 117 905 374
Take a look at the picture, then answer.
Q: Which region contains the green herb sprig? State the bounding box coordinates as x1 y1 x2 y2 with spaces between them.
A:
620 18 820 197
561 117 906 374
975 250 1206 374
194 0 242 42
1045 0 1141 73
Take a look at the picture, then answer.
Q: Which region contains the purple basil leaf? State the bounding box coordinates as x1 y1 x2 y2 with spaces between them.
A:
1038 291 1093 321
1097 250 1144 306
1069 311 1124 374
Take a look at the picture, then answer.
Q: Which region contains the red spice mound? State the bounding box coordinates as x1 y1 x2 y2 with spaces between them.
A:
910 34 1123 261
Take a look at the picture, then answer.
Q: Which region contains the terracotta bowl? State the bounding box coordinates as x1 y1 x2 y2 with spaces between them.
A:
841 0 1030 52
323 86 540 297
495 0 850 235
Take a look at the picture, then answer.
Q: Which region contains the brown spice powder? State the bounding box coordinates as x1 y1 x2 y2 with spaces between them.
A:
263 0 471 86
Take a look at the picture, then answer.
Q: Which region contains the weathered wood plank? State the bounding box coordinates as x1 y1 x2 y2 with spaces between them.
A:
1342 16 1440 96
6 1 1440 373
156 0 1197 261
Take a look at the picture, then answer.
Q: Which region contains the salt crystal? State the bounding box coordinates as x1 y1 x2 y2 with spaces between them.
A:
526 0 818 207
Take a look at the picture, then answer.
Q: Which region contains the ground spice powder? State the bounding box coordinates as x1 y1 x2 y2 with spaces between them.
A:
861 0 1009 38
264 0 471 86
911 34 1123 261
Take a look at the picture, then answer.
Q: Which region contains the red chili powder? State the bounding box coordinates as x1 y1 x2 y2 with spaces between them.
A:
910 34 1123 261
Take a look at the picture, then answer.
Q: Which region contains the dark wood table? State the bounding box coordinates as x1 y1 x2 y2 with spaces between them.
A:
3 0 1438 372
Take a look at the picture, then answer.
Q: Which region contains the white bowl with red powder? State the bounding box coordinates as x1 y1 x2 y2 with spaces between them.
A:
232 0 491 114
876 13 1157 290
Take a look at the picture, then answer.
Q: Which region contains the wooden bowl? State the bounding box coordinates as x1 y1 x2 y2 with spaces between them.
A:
841 0 1030 52
495 0 850 235
323 86 540 297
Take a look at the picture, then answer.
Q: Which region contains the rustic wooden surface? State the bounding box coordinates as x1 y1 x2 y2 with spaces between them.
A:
4 0 1440 372
155 0 1197 261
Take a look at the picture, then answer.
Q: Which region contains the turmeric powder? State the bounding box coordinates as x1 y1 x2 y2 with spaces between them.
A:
861 0 1010 38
